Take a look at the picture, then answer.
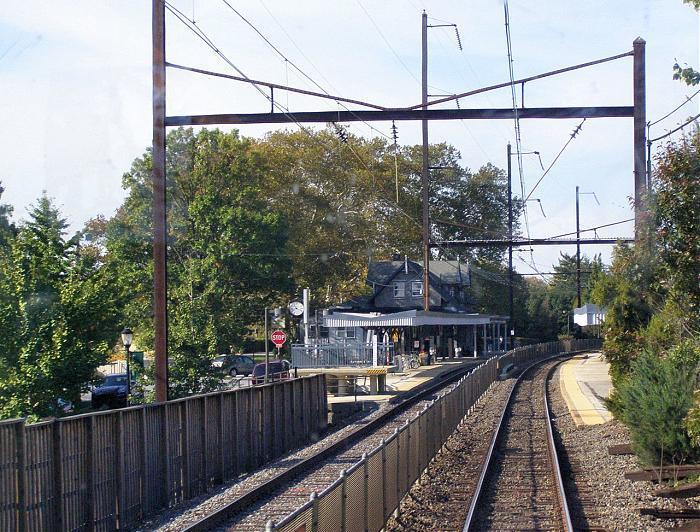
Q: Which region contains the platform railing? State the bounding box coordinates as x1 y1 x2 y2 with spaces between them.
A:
271 338 602 532
291 342 394 368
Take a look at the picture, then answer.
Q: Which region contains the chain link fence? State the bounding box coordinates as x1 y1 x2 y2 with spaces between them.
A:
271 338 602 532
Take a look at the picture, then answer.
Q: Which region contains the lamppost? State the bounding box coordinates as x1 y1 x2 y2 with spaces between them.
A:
561 311 570 336
121 328 133 404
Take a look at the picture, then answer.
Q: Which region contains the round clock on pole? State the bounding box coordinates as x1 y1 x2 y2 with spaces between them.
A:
288 300 304 317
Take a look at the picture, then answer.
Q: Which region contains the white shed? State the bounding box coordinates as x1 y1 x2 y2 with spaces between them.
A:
573 303 605 327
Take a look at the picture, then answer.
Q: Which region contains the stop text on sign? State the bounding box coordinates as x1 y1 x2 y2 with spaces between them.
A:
271 330 286 347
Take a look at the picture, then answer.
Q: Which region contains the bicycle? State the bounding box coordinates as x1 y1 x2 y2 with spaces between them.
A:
400 352 420 371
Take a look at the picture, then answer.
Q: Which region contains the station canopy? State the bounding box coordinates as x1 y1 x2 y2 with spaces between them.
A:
323 310 508 328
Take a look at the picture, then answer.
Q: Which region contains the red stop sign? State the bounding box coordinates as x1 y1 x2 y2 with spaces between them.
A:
271 330 286 347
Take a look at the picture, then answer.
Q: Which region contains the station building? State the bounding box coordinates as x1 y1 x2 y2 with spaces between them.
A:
292 257 509 370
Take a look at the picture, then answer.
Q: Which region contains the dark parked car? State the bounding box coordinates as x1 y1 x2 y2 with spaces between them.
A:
212 354 256 377
251 360 290 385
91 374 131 409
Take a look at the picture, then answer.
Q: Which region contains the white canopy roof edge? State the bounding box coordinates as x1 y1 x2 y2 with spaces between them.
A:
323 310 508 328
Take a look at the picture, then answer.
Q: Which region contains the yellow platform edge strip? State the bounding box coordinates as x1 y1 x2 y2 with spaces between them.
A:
559 358 608 427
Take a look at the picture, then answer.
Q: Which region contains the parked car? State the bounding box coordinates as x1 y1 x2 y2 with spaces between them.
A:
212 354 256 377
91 373 132 409
251 360 291 385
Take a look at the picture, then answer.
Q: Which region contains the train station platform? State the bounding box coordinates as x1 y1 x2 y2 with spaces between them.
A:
559 352 613 426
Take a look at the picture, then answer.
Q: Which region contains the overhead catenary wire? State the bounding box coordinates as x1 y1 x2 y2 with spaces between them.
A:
355 0 421 87
504 0 537 274
218 0 394 142
545 218 634 239
649 112 700 143
648 87 700 127
164 0 395 245
164 1 554 287
525 119 585 201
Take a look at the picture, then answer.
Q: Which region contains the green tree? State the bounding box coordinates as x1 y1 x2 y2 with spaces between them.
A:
609 348 698 467
108 128 293 398
652 133 700 323
0 195 120 419
0 182 15 250
672 1 700 84
256 129 520 308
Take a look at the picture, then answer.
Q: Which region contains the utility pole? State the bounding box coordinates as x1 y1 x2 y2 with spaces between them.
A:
507 143 514 331
576 186 582 308
152 0 168 402
421 11 431 312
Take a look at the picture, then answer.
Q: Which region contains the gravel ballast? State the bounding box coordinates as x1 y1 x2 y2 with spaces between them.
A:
385 380 514 531
548 364 700 531
387 357 700 531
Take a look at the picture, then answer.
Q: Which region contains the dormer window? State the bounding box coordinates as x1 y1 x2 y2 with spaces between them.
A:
411 281 423 296
393 282 405 298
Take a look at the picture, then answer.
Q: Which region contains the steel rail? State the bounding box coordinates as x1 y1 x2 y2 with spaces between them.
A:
462 355 574 532
544 360 575 532
181 363 477 532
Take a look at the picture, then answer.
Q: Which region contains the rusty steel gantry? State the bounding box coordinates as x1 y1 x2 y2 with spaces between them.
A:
151 1 645 400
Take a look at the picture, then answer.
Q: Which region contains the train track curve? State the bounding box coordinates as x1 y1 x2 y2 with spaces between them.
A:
463 356 573 531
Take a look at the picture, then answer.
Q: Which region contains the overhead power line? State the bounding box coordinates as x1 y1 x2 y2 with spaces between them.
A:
649 88 700 127
355 0 421 86
545 218 634 239
649 112 700 143
219 0 393 141
525 119 585 201
504 0 541 277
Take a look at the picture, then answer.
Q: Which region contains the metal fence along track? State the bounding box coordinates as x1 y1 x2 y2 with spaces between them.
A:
0 375 327 531
272 339 599 532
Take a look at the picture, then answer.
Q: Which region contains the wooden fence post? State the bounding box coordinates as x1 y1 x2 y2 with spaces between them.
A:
86 416 95 532
139 407 147 517
182 402 190 501
162 403 171 509
52 419 63 531
15 421 27 532
218 393 225 483
202 397 209 492
116 412 126 528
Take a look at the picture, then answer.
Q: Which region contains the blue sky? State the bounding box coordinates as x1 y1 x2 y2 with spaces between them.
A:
0 0 698 275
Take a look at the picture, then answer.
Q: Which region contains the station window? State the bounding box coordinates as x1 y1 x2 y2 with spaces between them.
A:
393 282 405 298
411 281 423 296
336 327 356 339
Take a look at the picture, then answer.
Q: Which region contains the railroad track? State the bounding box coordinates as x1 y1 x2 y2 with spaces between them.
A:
464 356 573 532
180 362 479 531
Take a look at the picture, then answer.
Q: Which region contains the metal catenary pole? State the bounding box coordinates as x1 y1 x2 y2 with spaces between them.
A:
152 0 168 402
633 37 647 237
507 143 514 336
421 11 431 312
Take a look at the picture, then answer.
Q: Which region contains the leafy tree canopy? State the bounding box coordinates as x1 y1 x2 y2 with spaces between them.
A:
107 128 294 398
0 194 120 419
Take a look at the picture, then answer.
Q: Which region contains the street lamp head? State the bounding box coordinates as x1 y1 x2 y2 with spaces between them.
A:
121 328 133 348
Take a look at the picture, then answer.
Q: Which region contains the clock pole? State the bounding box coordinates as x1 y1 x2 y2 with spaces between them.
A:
303 288 310 346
